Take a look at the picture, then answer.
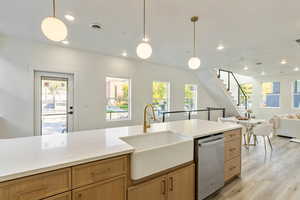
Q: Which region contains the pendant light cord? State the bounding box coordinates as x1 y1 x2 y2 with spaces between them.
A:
143 0 146 40
193 21 196 57
52 0 56 17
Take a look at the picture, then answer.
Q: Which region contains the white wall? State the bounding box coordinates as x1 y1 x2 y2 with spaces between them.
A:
0 35 219 138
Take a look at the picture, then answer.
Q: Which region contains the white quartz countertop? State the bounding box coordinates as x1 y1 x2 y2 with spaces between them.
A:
0 119 241 182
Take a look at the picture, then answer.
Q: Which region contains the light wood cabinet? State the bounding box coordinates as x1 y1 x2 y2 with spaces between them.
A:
72 156 128 189
224 129 241 142
44 192 71 200
72 176 126 200
128 164 195 200
224 138 241 161
0 168 71 200
128 176 167 200
224 129 242 182
167 164 195 200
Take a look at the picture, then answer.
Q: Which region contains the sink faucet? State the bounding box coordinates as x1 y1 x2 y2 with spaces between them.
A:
143 104 157 133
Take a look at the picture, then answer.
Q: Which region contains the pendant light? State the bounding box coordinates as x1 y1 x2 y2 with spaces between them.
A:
188 16 201 70
41 0 68 42
136 0 152 59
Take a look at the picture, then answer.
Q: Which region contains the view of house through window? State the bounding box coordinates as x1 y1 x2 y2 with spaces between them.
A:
240 83 253 108
184 84 197 111
152 81 170 117
106 77 130 121
293 80 300 108
262 81 280 108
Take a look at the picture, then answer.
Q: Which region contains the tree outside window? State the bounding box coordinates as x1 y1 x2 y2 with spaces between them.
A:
106 77 130 121
152 81 170 117
184 84 197 111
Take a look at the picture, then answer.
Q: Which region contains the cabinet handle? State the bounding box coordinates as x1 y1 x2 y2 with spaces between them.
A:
161 180 166 195
169 177 174 191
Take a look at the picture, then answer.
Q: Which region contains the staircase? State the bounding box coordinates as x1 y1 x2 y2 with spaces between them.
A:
197 69 248 117
216 69 248 117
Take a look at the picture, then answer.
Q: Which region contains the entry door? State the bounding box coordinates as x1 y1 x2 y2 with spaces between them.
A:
35 71 74 136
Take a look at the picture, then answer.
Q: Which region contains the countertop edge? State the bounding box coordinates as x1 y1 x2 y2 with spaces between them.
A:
0 149 134 183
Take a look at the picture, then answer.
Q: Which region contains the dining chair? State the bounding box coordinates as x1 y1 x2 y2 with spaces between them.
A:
252 123 273 153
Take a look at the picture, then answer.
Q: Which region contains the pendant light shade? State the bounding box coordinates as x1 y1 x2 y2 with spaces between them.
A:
41 0 68 42
136 42 152 59
188 16 201 70
41 17 67 42
188 57 201 70
136 0 152 59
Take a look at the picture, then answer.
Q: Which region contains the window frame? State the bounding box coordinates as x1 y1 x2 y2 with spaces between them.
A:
184 84 198 111
261 81 280 108
105 76 132 122
152 81 171 118
292 80 300 109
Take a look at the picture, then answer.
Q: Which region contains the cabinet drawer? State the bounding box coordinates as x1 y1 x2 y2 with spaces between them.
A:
224 139 241 161
0 168 71 200
224 157 241 182
44 192 71 200
72 176 126 200
224 129 241 142
72 156 128 188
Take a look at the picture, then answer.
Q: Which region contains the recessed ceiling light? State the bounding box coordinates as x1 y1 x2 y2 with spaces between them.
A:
90 23 103 31
61 40 69 45
217 44 224 51
281 59 287 65
122 51 128 57
294 67 299 71
261 71 265 76
243 66 248 70
64 14 75 21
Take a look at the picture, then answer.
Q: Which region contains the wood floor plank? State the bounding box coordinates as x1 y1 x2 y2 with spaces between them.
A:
209 136 300 200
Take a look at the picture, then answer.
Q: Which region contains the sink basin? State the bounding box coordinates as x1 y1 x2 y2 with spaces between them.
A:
120 131 193 180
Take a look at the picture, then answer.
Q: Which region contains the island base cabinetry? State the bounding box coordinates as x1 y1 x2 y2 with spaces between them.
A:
44 192 71 200
224 129 242 182
128 164 195 200
72 176 126 200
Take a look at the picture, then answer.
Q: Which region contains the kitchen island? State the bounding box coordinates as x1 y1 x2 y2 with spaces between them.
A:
0 119 242 200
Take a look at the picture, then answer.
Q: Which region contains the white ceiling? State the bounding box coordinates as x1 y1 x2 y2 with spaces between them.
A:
1 0 300 76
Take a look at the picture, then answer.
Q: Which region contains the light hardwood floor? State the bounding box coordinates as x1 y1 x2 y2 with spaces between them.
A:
211 136 300 200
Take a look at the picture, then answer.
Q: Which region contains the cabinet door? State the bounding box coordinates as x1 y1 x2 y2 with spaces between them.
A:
44 192 71 200
167 164 195 200
128 176 167 200
72 176 126 200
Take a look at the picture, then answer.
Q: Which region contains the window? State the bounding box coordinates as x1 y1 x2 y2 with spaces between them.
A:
152 81 170 117
262 81 280 108
184 84 197 111
240 83 253 108
106 77 130 121
293 80 300 108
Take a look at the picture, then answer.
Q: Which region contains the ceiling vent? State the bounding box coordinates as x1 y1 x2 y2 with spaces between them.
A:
256 62 263 66
296 39 300 46
90 23 103 31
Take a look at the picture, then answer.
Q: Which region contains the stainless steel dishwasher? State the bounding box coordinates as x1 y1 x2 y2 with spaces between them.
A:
196 133 224 200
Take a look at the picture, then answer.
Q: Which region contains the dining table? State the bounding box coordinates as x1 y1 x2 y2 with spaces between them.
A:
220 117 266 147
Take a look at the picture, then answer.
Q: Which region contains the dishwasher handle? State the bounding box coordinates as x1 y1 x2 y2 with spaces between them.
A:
199 138 224 147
